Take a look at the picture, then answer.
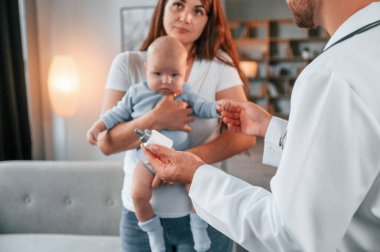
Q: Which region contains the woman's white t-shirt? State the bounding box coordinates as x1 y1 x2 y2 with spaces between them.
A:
106 51 243 218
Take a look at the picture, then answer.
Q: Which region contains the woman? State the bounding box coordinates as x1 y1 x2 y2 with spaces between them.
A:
98 0 256 251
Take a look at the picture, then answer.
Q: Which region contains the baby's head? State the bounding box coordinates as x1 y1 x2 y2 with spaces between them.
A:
146 36 188 95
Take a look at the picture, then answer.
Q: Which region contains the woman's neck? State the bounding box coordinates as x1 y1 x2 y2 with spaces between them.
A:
184 44 195 82
183 43 193 54
185 56 194 82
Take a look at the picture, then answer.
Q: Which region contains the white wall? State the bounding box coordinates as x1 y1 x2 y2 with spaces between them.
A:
34 0 156 161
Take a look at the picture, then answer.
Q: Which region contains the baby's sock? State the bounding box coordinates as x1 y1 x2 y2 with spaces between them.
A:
190 213 211 252
138 216 165 252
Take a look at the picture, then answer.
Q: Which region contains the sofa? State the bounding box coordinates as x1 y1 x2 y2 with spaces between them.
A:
0 161 124 252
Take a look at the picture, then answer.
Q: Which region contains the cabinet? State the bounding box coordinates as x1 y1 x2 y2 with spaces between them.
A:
230 19 329 118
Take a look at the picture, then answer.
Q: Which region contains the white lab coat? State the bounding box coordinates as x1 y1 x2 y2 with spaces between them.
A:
189 2 380 251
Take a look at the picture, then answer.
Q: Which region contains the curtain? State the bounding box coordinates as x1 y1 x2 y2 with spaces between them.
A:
0 0 32 160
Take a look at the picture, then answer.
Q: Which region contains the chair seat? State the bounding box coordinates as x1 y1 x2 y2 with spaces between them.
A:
0 234 123 252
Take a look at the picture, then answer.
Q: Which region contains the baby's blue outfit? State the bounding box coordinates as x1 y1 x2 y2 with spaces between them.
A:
101 81 219 172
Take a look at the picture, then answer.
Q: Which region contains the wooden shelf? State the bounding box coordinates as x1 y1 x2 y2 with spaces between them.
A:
240 57 267 62
235 38 268 45
270 37 328 42
269 56 309 62
269 76 296 81
270 95 291 100
307 36 330 41
248 77 267 81
230 18 329 116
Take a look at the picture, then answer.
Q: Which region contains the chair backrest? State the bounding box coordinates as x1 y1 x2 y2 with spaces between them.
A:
0 161 124 236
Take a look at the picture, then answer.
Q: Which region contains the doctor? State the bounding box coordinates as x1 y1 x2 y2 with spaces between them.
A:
142 0 380 251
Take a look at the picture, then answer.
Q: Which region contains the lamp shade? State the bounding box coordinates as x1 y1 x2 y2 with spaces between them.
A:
240 61 258 78
48 55 80 117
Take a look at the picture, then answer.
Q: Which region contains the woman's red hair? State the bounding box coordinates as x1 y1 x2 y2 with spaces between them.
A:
140 0 249 90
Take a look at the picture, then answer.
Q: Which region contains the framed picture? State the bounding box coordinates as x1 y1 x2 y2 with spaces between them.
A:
120 6 155 51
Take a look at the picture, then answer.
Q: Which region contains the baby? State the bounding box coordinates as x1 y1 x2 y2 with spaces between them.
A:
87 36 225 252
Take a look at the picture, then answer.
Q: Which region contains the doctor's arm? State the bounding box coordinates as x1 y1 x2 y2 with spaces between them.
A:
142 144 302 252
191 70 380 252
221 100 287 167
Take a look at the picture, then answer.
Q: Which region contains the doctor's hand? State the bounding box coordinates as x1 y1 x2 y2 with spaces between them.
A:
141 144 205 184
220 100 272 138
151 175 176 188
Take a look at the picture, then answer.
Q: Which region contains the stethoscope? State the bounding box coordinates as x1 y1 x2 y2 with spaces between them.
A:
279 19 380 150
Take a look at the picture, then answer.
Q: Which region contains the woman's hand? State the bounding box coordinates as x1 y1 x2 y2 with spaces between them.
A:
152 94 194 132
98 91 194 155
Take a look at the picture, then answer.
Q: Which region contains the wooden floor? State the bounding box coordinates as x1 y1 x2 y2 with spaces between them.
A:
225 138 277 191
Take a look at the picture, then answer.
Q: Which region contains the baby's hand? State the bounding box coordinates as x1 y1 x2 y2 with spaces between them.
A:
87 127 101 145
215 99 228 115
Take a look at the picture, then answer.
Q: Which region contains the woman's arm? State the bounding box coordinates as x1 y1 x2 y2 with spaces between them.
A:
187 85 256 163
98 90 194 155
